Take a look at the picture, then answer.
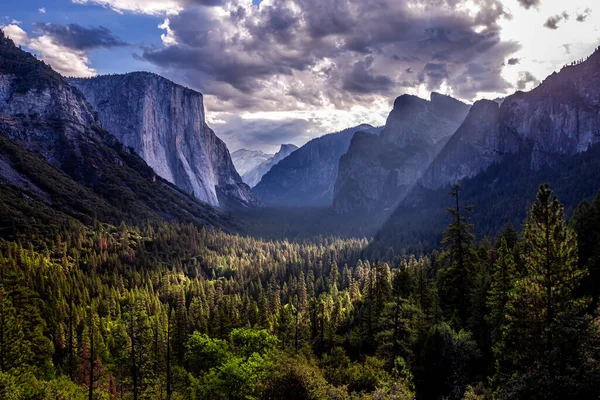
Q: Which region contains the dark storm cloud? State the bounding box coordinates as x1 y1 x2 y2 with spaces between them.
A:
516 0 540 10
543 12 569 30
342 56 394 94
33 23 128 50
507 57 520 65
516 71 539 90
142 0 519 114
576 8 592 22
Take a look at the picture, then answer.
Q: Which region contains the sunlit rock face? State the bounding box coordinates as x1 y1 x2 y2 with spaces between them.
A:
423 47 600 189
254 125 379 207
69 72 260 208
333 93 469 214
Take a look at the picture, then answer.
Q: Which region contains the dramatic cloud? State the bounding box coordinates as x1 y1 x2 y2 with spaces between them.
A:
66 0 600 150
516 0 540 10
516 71 539 90
72 0 182 15
71 0 224 15
33 23 128 50
140 0 518 115
28 35 96 76
543 12 569 30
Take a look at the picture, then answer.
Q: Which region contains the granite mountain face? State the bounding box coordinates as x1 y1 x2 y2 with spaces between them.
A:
0 31 232 228
68 73 260 209
253 124 380 207
233 144 298 188
333 93 470 213
423 48 600 190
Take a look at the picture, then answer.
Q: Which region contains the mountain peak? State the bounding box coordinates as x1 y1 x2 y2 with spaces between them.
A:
392 94 427 110
278 144 298 154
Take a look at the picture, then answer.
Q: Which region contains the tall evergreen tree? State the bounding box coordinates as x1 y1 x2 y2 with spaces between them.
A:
438 184 478 328
497 184 589 398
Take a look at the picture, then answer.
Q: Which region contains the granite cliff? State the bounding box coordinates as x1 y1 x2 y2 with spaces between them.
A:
69 73 260 208
423 48 600 189
233 144 298 188
333 93 469 213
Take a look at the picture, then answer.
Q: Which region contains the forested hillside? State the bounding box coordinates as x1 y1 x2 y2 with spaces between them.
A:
2 182 600 399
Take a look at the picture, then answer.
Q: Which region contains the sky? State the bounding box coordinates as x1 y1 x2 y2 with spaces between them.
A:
2 0 599 153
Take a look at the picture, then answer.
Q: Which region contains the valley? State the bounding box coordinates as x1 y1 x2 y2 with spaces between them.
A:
1 15 600 400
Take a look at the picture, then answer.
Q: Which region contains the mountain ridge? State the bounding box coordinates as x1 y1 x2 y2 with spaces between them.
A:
253 124 380 207
333 92 470 213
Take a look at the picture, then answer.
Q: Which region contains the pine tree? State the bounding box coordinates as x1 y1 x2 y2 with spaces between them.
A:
438 184 478 328
498 184 589 397
487 238 516 344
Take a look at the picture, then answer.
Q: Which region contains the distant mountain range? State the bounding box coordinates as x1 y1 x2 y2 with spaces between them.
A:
2 26 600 252
253 124 381 207
232 144 298 188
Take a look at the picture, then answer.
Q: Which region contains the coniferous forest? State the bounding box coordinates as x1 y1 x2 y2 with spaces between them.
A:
2 183 600 400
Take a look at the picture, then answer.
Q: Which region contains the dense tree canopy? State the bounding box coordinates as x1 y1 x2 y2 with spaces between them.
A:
1 184 600 399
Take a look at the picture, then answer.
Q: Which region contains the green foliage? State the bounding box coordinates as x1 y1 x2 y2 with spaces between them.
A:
185 332 230 375
438 185 478 328
1 155 600 400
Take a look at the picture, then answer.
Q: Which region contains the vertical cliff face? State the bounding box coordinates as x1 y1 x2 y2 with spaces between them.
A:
423 48 600 189
253 125 378 206
333 93 469 213
68 73 260 208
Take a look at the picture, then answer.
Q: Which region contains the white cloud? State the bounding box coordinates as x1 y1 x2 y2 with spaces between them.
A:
1 24 29 46
39 7 47 14
158 18 177 46
28 36 97 77
72 0 182 15
2 23 96 77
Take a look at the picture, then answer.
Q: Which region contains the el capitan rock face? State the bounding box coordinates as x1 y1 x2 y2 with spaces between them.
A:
423 47 600 189
253 125 379 207
69 73 260 208
333 93 470 213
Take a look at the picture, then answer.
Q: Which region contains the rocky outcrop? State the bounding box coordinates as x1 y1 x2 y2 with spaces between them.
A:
241 144 298 187
333 93 469 213
423 47 600 189
69 73 260 208
254 124 379 206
